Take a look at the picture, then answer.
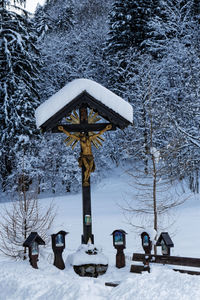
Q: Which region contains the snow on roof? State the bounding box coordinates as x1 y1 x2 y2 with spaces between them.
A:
35 78 133 128
47 223 68 235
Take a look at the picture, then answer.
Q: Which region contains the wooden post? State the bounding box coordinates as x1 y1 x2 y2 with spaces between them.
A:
51 231 67 270
116 247 125 268
81 176 94 244
80 107 94 244
53 248 65 270
28 247 38 269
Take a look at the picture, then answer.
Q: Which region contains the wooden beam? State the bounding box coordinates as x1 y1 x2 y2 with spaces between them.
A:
132 253 200 268
131 253 200 276
105 282 120 287
51 123 116 133
173 269 200 276
130 265 150 274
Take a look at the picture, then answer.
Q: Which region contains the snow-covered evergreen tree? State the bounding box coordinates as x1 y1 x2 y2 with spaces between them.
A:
104 0 161 119
0 0 40 190
106 0 159 55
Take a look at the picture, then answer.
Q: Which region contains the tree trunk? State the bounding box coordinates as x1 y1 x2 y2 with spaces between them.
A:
152 155 157 255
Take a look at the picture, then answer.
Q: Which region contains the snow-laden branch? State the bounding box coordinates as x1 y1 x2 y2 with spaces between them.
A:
173 120 200 148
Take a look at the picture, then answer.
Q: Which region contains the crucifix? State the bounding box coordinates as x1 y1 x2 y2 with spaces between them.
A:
35 78 133 247
58 122 112 187
58 107 112 244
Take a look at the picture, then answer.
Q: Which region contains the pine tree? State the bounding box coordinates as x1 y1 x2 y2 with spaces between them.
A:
106 0 159 55
0 0 40 190
104 0 161 120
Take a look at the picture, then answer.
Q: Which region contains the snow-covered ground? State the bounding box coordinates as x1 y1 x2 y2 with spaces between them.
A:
0 167 200 300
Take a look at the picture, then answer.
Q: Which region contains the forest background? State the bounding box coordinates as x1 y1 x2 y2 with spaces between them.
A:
1 0 200 200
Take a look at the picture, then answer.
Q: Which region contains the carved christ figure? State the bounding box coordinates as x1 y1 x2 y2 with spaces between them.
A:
58 124 112 186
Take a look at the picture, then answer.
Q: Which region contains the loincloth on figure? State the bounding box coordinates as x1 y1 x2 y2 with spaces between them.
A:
78 154 95 172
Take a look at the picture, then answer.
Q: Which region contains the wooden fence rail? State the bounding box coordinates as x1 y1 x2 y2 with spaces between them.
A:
130 253 200 275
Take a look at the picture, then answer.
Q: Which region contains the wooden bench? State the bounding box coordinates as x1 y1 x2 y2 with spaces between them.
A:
130 253 200 275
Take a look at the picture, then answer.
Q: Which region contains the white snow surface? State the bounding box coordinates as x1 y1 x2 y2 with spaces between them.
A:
35 78 133 128
150 147 160 163
0 167 200 299
67 244 108 266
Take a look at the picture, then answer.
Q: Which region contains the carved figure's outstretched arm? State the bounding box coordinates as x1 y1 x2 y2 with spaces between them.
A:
58 126 80 141
89 124 112 141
